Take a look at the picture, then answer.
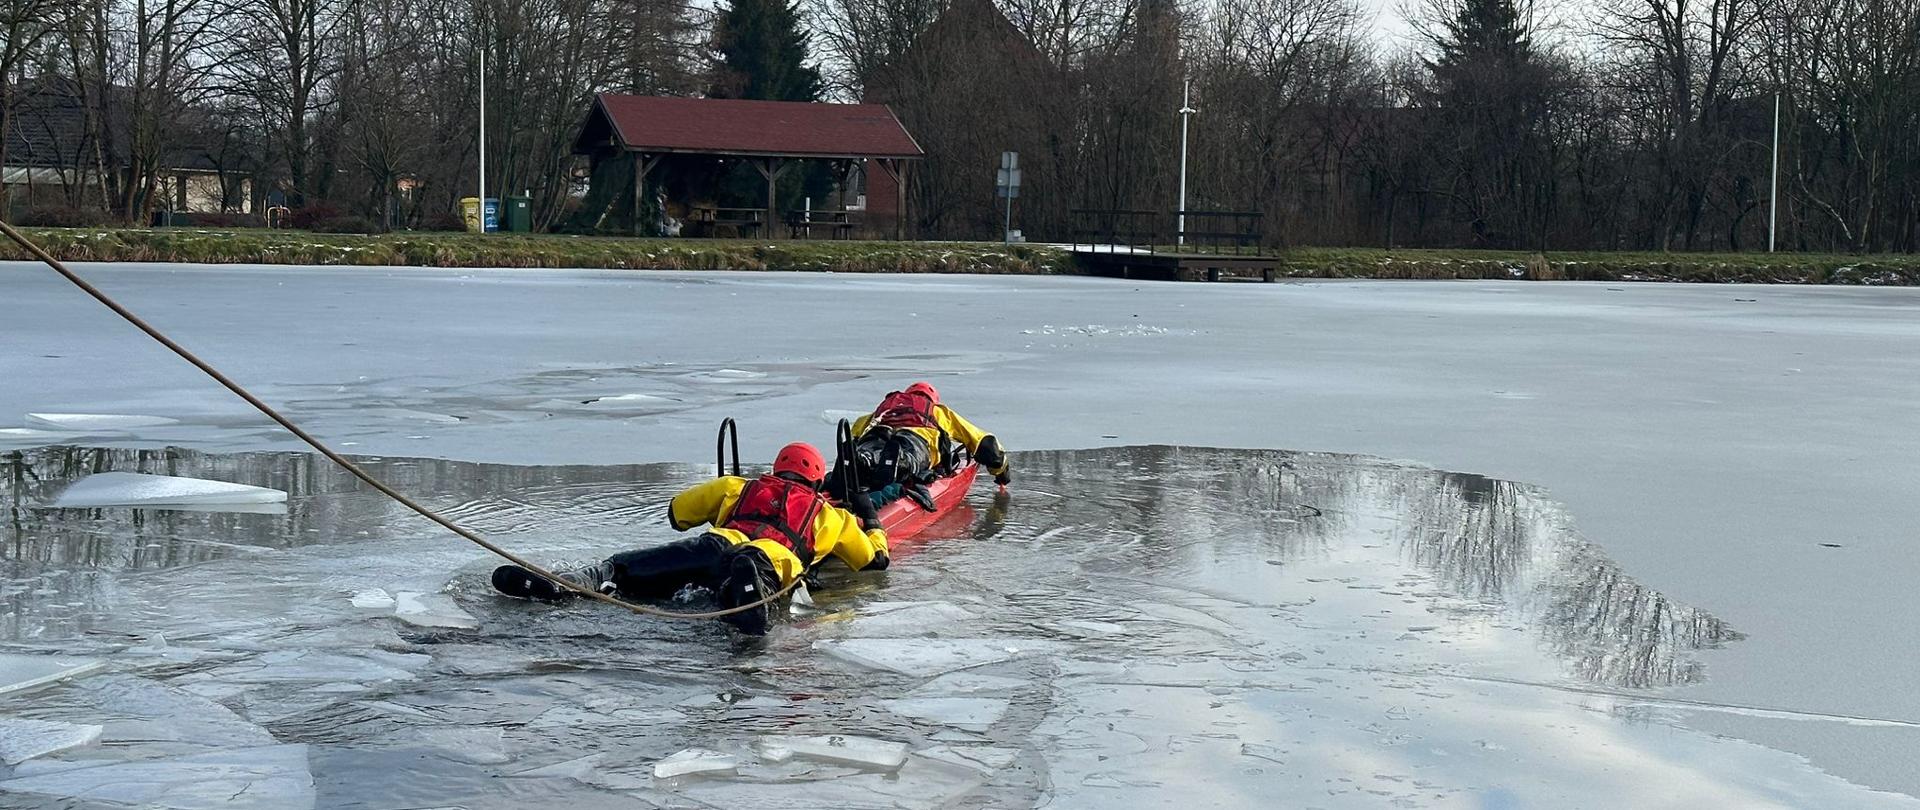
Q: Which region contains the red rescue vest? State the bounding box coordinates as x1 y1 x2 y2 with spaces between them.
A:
721 475 826 561
872 389 938 430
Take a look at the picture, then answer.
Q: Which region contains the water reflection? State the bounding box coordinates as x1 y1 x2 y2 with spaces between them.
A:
3 444 1736 689
0 444 1846 810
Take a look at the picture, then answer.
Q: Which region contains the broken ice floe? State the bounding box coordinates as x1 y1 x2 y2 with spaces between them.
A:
349 588 397 613
653 748 739 778
23 413 181 431
881 697 1011 732
392 591 480 630
836 601 978 635
757 734 909 771
0 654 104 697
0 719 103 765
812 638 1055 677
47 471 287 509
78 676 275 748
0 744 315 810
0 427 75 440
908 672 1029 696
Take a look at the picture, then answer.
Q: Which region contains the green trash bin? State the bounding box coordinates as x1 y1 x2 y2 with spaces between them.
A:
504 196 533 233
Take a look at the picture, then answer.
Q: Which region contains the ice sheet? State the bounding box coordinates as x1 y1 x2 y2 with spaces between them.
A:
393 591 480 630
653 748 738 778
758 734 909 771
48 471 287 508
881 697 1010 732
23 413 180 431
813 638 1054 677
0 744 315 810
0 719 103 765
0 654 104 697
78 676 276 747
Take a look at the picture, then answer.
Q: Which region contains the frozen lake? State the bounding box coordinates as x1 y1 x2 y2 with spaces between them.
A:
3 264 1918 807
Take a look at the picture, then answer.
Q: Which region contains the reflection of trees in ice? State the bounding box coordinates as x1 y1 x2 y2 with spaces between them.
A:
0 446 686 642
1019 446 1740 689
4 444 1740 687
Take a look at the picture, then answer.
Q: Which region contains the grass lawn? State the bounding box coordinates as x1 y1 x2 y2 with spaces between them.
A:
6 227 1917 285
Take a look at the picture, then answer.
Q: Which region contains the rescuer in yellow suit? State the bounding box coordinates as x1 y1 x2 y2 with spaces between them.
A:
831 382 1011 510
491 442 887 635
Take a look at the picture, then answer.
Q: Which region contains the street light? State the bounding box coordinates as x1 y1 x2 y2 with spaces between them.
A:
1177 79 1196 248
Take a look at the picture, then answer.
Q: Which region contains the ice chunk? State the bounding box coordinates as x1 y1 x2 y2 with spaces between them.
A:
583 393 671 405
48 472 287 508
350 588 396 612
0 719 103 765
653 748 738 778
392 591 479 630
909 672 1029 696
818 408 869 425
0 744 315 810
881 697 1011 732
843 601 978 634
813 638 1055 677
23 413 180 431
917 745 1020 774
81 676 275 747
203 649 425 684
698 369 765 380
759 734 908 771
0 654 104 697
670 753 985 809
0 427 75 440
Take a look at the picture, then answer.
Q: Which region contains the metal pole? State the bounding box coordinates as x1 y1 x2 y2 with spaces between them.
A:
478 44 487 233
1768 92 1780 253
1004 190 1012 245
1177 79 1195 248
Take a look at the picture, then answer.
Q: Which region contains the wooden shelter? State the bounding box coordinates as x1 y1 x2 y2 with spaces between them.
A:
573 94 924 238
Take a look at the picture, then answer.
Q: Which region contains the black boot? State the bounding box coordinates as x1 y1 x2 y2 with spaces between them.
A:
716 547 779 636
491 560 614 602
903 481 937 512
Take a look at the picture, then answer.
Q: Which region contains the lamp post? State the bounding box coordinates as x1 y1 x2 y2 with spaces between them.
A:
1177 79 1196 248
1768 91 1780 253
478 41 487 232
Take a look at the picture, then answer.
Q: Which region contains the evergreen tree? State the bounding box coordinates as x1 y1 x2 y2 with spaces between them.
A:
709 0 824 101
1429 0 1532 74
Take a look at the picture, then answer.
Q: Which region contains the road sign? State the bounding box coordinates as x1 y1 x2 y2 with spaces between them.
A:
996 151 1021 199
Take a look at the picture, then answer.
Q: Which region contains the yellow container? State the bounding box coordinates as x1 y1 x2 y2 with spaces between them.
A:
459 197 483 233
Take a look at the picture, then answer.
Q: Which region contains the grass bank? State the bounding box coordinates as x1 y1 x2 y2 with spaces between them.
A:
7 227 1919 284
4 227 1071 275
1278 247 1920 285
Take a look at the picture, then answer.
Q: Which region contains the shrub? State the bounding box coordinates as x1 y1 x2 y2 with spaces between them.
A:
309 215 379 234
16 206 111 228
418 211 469 232
287 202 344 230
172 211 265 228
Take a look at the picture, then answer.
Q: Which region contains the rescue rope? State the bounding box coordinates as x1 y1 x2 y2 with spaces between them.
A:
0 220 797 622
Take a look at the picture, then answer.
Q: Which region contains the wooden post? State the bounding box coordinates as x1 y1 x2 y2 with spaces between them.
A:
630 153 660 236
875 158 909 241
752 158 792 239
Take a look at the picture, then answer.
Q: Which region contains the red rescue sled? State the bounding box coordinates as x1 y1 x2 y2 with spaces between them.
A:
876 462 979 539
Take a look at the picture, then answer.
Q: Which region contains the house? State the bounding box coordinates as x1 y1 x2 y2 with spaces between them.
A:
3 79 251 216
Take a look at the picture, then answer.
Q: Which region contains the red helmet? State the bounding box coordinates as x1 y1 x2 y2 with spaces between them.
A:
772 442 828 484
906 381 939 402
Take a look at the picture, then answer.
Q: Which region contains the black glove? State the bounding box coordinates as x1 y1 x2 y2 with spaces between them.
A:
862 552 891 571
848 490 881 530
994 468 1012 487
974 435 1007 473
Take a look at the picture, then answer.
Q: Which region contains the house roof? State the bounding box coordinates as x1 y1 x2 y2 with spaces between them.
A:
575 94 924 160
5 79 226 172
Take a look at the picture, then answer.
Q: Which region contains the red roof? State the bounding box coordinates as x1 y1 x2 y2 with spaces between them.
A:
579 94 924 159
